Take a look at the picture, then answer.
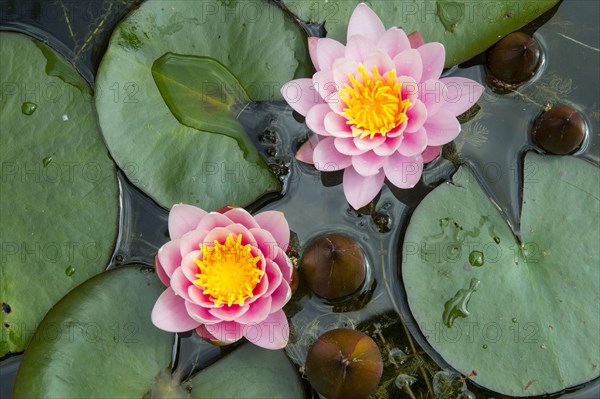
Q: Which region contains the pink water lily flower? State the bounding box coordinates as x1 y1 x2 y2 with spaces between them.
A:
281 3 484 209
151 204 293 349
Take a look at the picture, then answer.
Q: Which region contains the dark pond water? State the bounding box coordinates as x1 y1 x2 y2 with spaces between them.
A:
1 0 598 398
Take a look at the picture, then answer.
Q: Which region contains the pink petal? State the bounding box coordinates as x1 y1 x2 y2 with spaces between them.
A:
386 121 407 138
313 137 353 172
398 76 419 105
332 57 359 88
313 70 339 103
264 259 283 297
224 223 256 247
353 135 386 151
157 239 182 279
306 103 331 136
439 77 484 116
424 109 461 145
342 167 385 209
236 296 272 325
185 301 220 324
205 321 244 343
324 112 353 138
188 285 217 308
418 42 445 82
248 228 279 260
352 151 386 176
170 267 192 301
202 227 235 247
393 49 423 83
399 127 428 157
155 256 170 286
151 288 200 332
335 137 368 156
408 31 425 48
347 3 386 43
179 230 208 257
364 51 395 75
243 310 289 349
168 204 208 240
373 136 403 156
377 28 411 58
308 37 320 71
209 304 250 321
345 35 375 63
269 282 292 313
419 79 447 116
196 212 233 232
195 324 219 341
281 79 322 116
296 138 317 164
405 100 428 133
253 211 290 250
181 250 202 282
223 208 259 229
273 246 293 282
384 153 424 189
422 145 442 163
317 38 346 71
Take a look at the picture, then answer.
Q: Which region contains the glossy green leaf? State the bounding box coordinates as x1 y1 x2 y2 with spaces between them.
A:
188 343 304 399
13 266 173 398
96 0 312 210
282 0 560 66
402 153 600 396
151 54 260 164
0 33 118 356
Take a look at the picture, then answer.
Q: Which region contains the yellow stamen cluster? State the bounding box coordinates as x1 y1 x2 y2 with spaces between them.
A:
339 65 411 139
194 234 263 307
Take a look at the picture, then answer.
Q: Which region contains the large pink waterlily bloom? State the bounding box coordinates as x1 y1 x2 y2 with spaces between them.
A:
151 204 293 350
281 3 484 209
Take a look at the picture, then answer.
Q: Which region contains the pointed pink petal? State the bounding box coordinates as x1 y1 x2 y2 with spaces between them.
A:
168 204 208 240
155 256 170 286
377 27 411 58
316 38 346 71
419 79 446 115
332 58 359 88
281 78 322 116
205 321 244 343
249 228 279 260
313 137 352 171
306 103 331 136
157 239 182 279
352 151 386 176
195 324 219 341
209 304 249 321
345 35 375 63
179 229 208 257
185 301 220 324
202 227 235 247
384 122 407 138
408 31 425 48
324 112 353 138
170 267 192 301
422 145 442 163
296 139 317 164
181 250 201 282
439 77 484 116
188 285 217 308
418 42 445 81
251 272 269 302
384 153 424 189
273 246 293 282
308 37 320 71
393 49 423 83
223 223 256 246
343 167 385 209
269 282 292 313
335 137 368 156
264 259 283 297
236 296 272 325
424 109 461 145
347 3 386 43
151 288 200 332
374 136 403 156
364 51 395 74
223 208 259 229
398 76 419 104
399 127 428 157
405 100 428 133
313 70 339 103
196 212 233 232
243 310 289 349
353 135 386 151
254 211 290 250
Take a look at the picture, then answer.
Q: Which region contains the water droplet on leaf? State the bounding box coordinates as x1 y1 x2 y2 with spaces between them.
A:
65 265 76 276
468 251 484 267
443 278 480 327
21 102 37 115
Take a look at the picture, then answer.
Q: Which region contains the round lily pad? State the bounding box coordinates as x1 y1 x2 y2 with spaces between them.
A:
281 0 559 67
13 266 173 398
402 152 600 396
0 32 118 356
95 0 312 210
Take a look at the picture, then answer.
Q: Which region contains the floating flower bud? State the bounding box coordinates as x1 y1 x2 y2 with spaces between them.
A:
487 32 540 85
531 104 586 154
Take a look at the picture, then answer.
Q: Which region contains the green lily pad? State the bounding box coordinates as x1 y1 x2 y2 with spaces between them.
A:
13 266 173 398
282 0 560 66
187 343 304 399
96 0 312 210
402 153 600 396
0 33 118 356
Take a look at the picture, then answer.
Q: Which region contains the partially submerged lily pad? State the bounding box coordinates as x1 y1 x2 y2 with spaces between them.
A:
96 0 312 210
282 0 559 67
13 266 173 398
0 32 118 356
402 153 600 396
